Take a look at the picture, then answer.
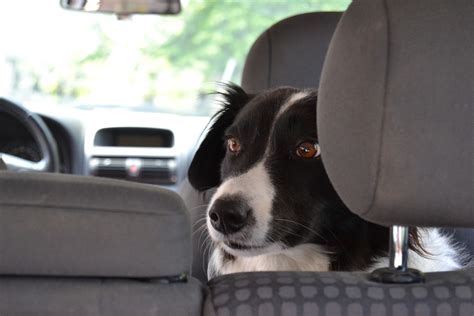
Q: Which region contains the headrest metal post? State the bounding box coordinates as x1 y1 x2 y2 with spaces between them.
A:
389 225 408 272
369 225 424 284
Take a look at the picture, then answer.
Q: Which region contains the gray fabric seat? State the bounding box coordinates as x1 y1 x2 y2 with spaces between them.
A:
318 2 473 229
0 172 203 315
1 277 203 316
204 270 474 316
241 12 341 93
181 178 216 283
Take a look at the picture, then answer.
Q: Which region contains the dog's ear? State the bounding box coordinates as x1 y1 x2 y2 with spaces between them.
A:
188 83 252 191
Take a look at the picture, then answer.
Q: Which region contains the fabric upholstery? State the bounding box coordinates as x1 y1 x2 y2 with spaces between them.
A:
204 269 474 316
0 276 204 316
0 171 191 277
318 0 473 227
180 178 215 284
241 12 341 94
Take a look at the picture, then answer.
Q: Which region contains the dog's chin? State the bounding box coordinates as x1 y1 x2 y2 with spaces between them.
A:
220 240 283 257
208 224 283 257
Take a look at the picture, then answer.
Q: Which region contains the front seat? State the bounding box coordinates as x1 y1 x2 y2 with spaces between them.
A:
202 0 473 314
182 11 342 284
0 172 204 315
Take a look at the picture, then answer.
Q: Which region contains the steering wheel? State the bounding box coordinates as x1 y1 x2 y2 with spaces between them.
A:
0 98 60 172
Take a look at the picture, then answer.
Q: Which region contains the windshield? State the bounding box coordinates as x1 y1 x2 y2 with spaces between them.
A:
0 0 350 116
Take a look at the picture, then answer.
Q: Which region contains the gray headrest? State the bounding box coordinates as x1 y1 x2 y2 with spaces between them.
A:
318 0 473 227
242 12 341 92
0 172 190 277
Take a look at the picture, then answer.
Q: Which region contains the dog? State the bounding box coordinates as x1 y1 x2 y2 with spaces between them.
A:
188 84 466 279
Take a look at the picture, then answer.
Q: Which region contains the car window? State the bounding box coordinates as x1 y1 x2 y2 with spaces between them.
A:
0 0 350 116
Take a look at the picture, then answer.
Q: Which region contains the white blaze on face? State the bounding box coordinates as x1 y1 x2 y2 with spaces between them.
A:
207 90 311 247
276 91 309 119
207 161 274 243
262 90 310 157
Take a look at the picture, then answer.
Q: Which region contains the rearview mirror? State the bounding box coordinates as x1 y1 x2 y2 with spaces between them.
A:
60 0 181 15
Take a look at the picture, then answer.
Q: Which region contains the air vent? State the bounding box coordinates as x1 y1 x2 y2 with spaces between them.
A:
95 168 128 179
89 157 177 184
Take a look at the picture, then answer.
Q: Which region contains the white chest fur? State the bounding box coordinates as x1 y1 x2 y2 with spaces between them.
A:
207 228 465 279
208 243 330 279
369 228 464 272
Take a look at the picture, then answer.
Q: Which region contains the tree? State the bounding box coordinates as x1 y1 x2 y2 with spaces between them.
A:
4 0 350 115
143 0 348 86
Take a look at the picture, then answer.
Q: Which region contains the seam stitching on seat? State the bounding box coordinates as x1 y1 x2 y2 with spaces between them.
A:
266 29 272 89
364 0 391 218
0 202 181 217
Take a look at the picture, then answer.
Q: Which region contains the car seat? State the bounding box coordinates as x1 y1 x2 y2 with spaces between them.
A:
0 172 204 315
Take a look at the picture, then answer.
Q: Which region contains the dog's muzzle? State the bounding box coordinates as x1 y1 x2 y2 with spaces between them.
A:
208 197 252 235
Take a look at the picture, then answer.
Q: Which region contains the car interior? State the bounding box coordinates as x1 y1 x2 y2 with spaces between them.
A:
0 0 473 315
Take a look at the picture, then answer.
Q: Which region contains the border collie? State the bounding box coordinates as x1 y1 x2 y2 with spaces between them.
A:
188 84 465 279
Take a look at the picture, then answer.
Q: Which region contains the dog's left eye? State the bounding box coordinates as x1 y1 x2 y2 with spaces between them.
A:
296 141 321 159
227 137 241 154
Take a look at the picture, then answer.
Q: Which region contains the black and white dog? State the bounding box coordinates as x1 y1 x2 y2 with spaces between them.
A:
188 84 464 279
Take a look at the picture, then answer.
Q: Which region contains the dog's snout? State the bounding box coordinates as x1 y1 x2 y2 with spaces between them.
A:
209 198 251 235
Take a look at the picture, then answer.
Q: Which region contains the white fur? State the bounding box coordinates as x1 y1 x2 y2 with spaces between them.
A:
209 228 465 278
276 91 310 119
369 228 465 272
264 91 310 158
208 243 330 279
208 161 274 244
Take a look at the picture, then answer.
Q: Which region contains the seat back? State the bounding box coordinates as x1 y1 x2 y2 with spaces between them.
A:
0 172 203 315
242 12 341 93
318 0 473 228
204 270 474 316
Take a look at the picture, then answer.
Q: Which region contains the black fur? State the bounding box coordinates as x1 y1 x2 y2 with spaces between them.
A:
189 84 423 271
188 84 253 191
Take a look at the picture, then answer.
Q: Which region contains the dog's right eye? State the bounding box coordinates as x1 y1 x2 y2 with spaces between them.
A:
296 141 321 159
227 137 241 154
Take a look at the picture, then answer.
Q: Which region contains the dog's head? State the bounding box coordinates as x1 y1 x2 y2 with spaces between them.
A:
188 84 347 258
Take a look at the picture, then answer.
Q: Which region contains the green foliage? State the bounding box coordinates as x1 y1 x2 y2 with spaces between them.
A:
143 0 350 85
78 24 113 64
6 0 351 114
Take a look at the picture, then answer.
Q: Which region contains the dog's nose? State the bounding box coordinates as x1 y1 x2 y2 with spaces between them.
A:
208 198 251 235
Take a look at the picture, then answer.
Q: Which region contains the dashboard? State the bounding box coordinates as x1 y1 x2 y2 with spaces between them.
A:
0 102 209 191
